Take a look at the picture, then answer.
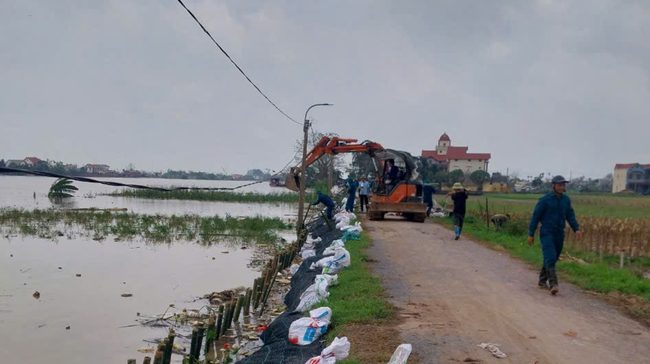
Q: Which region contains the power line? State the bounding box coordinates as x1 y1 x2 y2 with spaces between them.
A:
176 0 301 126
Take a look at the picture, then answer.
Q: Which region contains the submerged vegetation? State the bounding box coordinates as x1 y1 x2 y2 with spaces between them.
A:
0 208 291 244
106 189 318 204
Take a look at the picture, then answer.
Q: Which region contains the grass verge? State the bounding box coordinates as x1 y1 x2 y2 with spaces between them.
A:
107 189 317 204
0 208 290 244
321 232 399 364
435 216 650 323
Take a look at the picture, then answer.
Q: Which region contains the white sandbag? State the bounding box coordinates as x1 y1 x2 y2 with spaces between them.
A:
301 249 316 259
305 337 350 364
387 344 412 364
289 264 300 275
310 256 334 270
322 239 346 255
323 248 350 274
295 274 339 312
341 222 362 232
335 219 350 229
288 307 332 345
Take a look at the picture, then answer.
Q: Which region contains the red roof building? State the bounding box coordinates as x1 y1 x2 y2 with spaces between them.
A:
22 157 41 166
613 163 650 193
422 133 491 173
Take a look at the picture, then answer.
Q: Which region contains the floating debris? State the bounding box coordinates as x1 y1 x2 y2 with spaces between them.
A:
65 326 70 330
121 293 133 298
32 291 40 299
76 274 81 277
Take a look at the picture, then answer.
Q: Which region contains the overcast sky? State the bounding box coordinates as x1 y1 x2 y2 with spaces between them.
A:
1 0 648 178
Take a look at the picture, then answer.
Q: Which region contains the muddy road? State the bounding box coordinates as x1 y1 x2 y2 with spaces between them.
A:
363 217 650 364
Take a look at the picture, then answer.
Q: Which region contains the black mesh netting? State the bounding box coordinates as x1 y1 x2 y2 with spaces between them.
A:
237 216 346 364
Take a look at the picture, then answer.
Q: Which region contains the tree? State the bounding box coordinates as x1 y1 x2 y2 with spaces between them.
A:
350 153 376 180
246 169 267 180
490 172 508 183
448 169 464 186
48 178 78 198
599 173 613 192
434 170 449 186
470 170 490 189
294 129 345 186
415 156 439 182
532 177 543 187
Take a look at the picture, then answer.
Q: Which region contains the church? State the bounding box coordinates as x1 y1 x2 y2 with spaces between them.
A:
421 133 491 174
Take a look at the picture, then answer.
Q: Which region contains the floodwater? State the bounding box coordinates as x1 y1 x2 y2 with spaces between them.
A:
0 176 298 217
0 176 297 363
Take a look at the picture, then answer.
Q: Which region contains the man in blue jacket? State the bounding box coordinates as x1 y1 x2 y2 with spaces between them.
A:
345 176 359 212
313 190 335 219
423 180 436 217
528 175 582 295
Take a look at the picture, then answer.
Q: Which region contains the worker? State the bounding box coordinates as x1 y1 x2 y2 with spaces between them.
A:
345 176 359 212
446 182 468 240
312 190 335 219
491 213 510 231
358 176 371 213
528 175 582 295
385 160 399 182
423 180 436 217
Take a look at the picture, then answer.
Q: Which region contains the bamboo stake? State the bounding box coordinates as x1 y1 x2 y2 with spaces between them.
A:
220 303 231 335
189 328 198 364
233 295 245 322
127 359 136 364
215 305 224 340
143 357 152 364
163 329 176 364
243 288 252 317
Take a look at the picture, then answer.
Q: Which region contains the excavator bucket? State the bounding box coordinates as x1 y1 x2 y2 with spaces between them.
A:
285 166 301 192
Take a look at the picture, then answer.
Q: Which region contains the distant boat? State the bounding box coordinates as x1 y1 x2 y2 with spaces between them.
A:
269 177 286 187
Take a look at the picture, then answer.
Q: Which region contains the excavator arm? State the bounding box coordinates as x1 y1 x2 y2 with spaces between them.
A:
285 136 385 192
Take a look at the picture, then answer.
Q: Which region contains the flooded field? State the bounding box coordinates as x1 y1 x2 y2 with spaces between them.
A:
0 176 297 363
0 176 298 218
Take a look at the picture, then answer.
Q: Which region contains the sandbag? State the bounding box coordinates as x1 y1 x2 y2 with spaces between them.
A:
387 344 412 364
305 337 350 364
288 307 332 345
295 274 339 312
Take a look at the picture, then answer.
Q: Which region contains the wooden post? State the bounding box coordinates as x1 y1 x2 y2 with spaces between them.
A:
127 359 136 364
233 295 245 322
143 357 152 364
620 251 625 269
252 278 259 306
204 315 216 355
189 328 198 364
163 329 175 364
227 300 236 329
215 305 224 340
486 198 490 229
243 288 252 317
220 303 231 336
195 325 206 362
153 343 165 364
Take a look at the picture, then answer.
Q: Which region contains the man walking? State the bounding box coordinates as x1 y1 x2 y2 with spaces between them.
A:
446 182 468 240
423 180 436 217
358 176 371 213
313 191 335 219
528 175 582 295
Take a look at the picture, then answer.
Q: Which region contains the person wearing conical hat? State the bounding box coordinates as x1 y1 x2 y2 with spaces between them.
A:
446 182 468 240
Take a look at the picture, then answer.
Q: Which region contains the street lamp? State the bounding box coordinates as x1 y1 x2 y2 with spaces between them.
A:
297 103 333 231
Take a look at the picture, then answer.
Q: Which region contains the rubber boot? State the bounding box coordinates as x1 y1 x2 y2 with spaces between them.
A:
537 266 549 289
548 267 559 295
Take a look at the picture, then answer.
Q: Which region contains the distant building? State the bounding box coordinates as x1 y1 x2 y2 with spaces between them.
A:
231 174 244 180
5 159 23 167
422 133 491 174
22 157 41 166
64 164 78 170
83 164 111 174
613 163 650 193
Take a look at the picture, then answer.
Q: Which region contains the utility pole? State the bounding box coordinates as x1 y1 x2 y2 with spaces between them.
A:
297 103 332 232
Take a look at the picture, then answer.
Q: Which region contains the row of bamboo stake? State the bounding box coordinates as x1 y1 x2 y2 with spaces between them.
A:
127 230 309 364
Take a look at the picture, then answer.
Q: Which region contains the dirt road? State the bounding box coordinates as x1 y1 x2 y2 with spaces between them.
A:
363 217 650 364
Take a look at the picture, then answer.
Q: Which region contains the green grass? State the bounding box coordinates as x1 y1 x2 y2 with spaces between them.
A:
106 189 317 204
319 232 394 364
435 193 650 219
436 217 650 301
0 208 290 244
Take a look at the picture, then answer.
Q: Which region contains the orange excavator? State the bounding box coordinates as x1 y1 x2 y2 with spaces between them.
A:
286 136 427 222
